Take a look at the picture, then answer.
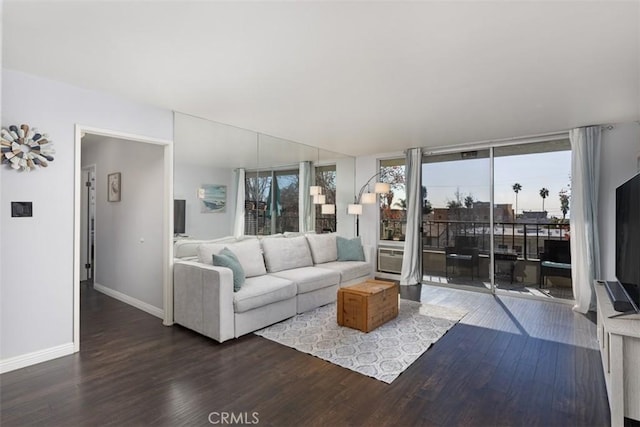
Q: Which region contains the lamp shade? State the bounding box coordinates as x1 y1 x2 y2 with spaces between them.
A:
361 192 377 204
313 194 326 205
347 204 363 215
321 204 335 215
374 182 391 193
309 185 322 196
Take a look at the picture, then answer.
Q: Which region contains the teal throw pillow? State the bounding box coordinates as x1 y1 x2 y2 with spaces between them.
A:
212 248 246 292
336 236 365 261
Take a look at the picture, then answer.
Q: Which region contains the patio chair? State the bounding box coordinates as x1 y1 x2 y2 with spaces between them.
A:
446 236 480 280
539 239 572 288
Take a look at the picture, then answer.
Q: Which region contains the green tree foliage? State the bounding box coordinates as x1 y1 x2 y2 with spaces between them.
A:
447 187 463 209
422 185 433 215
394 198 407 210
315 169 336 204
464 195 475 209
447 199 463 209
559 189 570 222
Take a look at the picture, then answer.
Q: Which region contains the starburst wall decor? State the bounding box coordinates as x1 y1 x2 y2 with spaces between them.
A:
1 124 55 171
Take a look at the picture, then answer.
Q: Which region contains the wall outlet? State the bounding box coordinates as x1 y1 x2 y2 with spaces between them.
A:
11 202 33 217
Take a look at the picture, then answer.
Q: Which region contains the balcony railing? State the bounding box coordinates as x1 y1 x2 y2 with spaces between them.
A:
422 220 569 260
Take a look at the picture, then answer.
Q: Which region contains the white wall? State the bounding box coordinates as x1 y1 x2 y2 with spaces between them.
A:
598 122 640 280
173 162 235 239
82 138 164 309
1 69 172 363
355 154 379 249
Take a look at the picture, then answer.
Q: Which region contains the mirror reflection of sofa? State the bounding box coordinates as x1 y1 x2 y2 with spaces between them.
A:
173 233 374 342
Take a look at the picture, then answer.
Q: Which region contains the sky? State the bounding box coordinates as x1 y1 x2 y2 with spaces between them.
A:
405 150 572 218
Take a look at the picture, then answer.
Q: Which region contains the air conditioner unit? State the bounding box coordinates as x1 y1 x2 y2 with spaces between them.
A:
378 248 404 274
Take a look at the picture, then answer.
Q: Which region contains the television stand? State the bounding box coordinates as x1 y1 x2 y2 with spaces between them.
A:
608 310 640 319
594 281 640 426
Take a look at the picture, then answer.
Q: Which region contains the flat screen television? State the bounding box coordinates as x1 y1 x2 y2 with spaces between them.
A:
174 199 186 235
615 172 640 308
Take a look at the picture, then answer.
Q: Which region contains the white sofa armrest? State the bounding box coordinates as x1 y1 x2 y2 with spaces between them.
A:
173 260 235 343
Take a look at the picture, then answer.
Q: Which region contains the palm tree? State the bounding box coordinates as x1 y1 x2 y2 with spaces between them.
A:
539 187 549 212
559 189 570 222
421 185 433 215
512 183 522 218
393 198 407 210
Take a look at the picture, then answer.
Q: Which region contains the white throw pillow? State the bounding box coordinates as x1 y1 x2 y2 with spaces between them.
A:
226 239 267 278
306 233 338 264
197 239 266 277
196 243 227 265
261 235 313 273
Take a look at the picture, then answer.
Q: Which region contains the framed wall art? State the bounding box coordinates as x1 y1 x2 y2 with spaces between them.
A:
199 184 226 213
108 172 121 202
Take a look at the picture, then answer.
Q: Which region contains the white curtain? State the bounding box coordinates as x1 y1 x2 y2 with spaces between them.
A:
233 168 245 238
400 147 423 286
299 161 314 232
570 126 601 313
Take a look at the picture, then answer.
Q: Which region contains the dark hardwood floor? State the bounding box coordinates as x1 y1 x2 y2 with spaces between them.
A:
1 282 610 426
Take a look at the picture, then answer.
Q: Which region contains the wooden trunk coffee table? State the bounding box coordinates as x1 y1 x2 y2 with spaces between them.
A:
337 279 399 333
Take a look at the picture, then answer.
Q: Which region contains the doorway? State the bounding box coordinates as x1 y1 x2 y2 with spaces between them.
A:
73 125 173 352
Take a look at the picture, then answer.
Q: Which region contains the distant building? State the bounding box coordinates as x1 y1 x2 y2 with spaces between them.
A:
426 202 514 223
422 202 514 248
519 210 549 224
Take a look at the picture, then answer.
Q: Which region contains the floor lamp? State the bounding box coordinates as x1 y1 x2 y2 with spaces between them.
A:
348 171 391 236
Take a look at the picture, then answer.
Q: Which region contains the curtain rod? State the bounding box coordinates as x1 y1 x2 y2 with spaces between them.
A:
421 130 570 156
415 121 639 156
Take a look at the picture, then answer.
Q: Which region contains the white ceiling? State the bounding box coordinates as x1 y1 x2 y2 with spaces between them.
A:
3 1 639 156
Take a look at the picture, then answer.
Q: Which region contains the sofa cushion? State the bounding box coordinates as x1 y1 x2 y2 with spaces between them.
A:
176 236 237 259
227 239 267 277
283 231 315 238
317 261 371 283
306 233 338 264
336 236 365 261
198 239 266 278
270 267 340 294
233 275 296 313
258 233 284 240
212 248 245 292
261 235 313 273
197 243 225 264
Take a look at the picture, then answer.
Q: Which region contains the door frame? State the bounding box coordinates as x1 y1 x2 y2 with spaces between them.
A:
80 164 97 282
72 125 174 352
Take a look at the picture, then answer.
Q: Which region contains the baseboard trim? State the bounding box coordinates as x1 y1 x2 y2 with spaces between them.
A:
0 343 75 374
93 283 164 319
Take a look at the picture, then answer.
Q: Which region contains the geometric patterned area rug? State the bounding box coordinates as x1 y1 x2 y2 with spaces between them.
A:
255 299 467 384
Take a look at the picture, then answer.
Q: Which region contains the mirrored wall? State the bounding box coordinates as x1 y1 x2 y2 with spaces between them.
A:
173 112 356 240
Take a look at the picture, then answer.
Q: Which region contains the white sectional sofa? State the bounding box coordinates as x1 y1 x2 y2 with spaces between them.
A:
173 233 374 342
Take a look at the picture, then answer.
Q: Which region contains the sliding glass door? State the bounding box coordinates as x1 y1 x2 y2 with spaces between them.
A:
419 139 572 301
422 150 492 291
493 140 572 299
